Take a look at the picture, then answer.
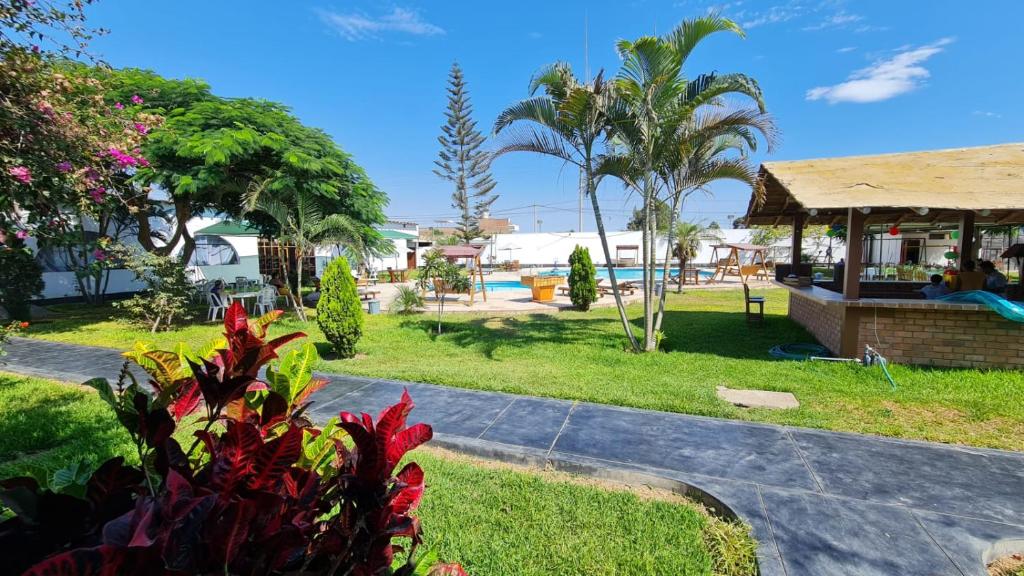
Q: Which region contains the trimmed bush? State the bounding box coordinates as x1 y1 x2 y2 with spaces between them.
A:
568 245 598 311
0 241 43 321
317 256 363 358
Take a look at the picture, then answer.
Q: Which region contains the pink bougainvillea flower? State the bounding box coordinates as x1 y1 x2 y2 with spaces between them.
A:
114 102 124 110
130 94 144 105
84 167 100 181
134 123 148 135
15 230 29 240
90 187 106 202
92 248 107 261
31 45 40 54
56 161 73 173
8 166 32 184
138 157 150 168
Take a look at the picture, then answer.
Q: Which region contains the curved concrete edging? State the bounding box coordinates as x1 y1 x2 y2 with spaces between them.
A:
430 432 746 527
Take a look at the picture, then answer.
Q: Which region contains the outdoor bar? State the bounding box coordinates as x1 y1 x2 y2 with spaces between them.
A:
745 143 1024 369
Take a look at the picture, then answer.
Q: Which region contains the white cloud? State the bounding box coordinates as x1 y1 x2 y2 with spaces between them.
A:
318 7 444 41
806 38 953 104
972 110 1002 118
803 10 862 30
739 4 803 29
836 46 856 53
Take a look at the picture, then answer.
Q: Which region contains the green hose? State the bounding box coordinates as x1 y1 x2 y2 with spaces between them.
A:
768 343 831 360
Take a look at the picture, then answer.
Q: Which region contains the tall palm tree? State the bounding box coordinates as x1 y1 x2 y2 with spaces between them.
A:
244 180 382 319
603 15 774 350
494 65 640 351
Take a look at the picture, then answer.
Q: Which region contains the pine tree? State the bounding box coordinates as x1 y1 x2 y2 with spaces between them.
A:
434 62 498 244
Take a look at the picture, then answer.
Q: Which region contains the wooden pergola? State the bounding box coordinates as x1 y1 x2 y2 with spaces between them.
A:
436 245 487 304
745 143 1024 300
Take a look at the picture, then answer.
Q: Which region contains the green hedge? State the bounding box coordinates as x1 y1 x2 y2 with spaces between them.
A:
568 245 598 311
316 256 363 358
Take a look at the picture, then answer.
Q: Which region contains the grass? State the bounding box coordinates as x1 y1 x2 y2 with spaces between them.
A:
21 288 1024 450
0 371 755 576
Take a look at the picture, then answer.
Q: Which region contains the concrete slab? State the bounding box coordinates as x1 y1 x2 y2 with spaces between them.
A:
915 511 1024 576
716 386 799 409
478 397 573 450
760 487 962 576
552 403 821 491
790 428 1024 523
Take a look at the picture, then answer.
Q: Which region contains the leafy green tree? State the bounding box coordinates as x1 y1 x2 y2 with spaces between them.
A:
567 245 598 311
317 256 363 358
434 63 498 244
494 65 641 351
626 199 673 232
88 67 388 263
417 249 470 334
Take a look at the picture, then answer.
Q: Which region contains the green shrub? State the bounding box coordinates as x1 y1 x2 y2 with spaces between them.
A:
111 246 193 332
0 241 44 321
317 256 363 358
568 245 598 311
391 285 425 314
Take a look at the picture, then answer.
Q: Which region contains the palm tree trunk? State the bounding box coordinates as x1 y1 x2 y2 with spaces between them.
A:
587 164 640 352
642 177 656 351
654 193 682 334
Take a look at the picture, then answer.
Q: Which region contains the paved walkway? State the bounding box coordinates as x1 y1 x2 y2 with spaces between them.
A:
4 338 1023 576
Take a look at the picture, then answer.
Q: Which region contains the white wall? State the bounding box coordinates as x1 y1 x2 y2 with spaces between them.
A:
476 229 762 268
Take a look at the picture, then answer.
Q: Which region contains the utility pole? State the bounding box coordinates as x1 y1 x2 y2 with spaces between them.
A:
533 204 538 233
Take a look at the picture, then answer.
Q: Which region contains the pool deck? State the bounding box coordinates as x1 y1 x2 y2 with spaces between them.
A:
370 271 774 314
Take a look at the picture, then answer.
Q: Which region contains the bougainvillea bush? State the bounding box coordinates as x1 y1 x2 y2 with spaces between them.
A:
0 302 466 576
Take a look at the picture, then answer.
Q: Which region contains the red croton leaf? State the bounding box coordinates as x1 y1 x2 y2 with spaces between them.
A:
388 462 425 514
246 425 303 491
21 544 126 576
428 563 470 576
387 423 432 469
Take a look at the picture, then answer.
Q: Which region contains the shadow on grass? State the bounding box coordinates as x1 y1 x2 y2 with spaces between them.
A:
398 307 819 362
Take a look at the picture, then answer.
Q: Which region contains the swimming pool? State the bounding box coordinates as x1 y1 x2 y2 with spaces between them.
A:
475 280 530 292
540 267 711 282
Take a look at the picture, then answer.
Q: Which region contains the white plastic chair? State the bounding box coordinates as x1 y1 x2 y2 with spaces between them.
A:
254 286 279 316
206 290 229 321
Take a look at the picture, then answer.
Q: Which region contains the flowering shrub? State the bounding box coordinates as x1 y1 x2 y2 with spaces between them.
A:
0 302 467 576
0 320 29 358
0 235 44 320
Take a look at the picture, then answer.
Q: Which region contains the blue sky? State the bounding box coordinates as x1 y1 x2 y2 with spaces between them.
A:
86 1 1022 231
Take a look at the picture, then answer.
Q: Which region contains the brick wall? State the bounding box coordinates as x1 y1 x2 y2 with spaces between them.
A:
788 291 844 354
853 307 1024 369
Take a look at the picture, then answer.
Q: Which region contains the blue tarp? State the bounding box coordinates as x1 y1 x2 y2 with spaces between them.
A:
937 290 1024 323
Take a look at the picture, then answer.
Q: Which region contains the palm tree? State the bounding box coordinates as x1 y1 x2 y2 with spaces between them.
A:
244 180 383 319
673 221 722 292
602 15 774 349
494 65 640 351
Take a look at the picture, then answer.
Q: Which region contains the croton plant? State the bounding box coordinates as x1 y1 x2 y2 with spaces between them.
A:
0 302 466 576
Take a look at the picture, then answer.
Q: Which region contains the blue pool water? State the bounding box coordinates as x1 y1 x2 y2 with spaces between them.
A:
541 267 711 282
476 268 712 292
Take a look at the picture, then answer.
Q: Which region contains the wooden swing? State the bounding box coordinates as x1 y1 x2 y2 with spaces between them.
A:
707 243 771 284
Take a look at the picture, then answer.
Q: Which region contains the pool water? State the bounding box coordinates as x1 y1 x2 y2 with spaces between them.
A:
541 267 711 282
475 280 529 292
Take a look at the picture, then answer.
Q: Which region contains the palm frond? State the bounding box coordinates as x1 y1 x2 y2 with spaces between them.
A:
665 13 745 64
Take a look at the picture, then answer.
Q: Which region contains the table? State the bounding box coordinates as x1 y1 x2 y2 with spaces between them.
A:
227 291 260 313
680 268 701 285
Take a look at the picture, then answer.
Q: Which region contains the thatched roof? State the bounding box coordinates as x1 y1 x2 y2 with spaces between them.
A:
746 143 1024 226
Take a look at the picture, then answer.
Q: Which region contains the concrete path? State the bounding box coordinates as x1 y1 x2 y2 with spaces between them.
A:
4 338 1023 576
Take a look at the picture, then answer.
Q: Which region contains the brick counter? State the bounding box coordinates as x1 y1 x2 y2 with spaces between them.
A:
782 283 1024 369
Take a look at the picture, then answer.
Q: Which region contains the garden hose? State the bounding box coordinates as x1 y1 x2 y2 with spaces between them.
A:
768 343 831 360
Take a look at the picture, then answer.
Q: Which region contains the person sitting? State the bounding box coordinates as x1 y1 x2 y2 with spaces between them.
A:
920 274 950 299
979 260 1008 294
954 260 987 292
210 279 226 302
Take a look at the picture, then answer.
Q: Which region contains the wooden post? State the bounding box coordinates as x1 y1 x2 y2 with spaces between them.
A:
958 211 976 267
843 207 865 300
791 213 805 267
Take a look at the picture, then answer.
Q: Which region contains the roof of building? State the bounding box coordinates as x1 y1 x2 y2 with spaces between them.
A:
195 221 261 236
436 245 485 258
377 229 418 240
746 143 1024 226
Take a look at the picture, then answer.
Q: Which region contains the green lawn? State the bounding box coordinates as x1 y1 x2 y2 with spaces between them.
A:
21 288 1024 450
0 372 755 576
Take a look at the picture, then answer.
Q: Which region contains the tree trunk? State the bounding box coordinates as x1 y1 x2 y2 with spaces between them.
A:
133 195 192 259
586 165 640 352
654 193 682 334
642 176 656 351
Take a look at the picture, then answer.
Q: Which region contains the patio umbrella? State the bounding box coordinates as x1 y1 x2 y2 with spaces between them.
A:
502 245 521 261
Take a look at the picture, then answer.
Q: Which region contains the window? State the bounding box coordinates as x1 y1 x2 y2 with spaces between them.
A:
189 235 239 266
